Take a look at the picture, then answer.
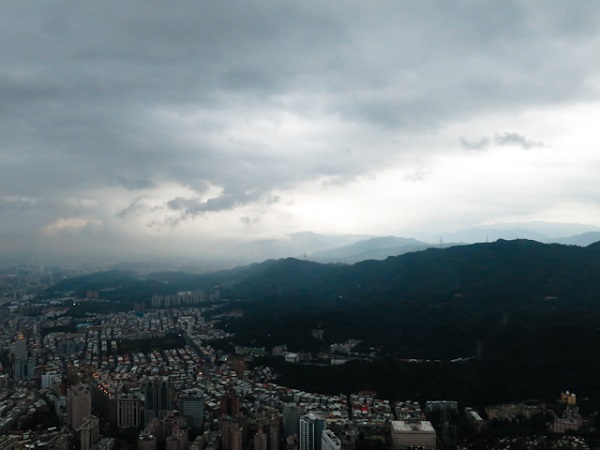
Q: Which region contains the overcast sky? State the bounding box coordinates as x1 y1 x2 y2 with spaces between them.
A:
3 1 600 266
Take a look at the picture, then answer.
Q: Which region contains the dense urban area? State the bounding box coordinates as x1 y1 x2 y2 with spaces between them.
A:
0 265 598 450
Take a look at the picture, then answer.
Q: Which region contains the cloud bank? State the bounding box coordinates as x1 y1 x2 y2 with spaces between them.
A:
2 1 600 265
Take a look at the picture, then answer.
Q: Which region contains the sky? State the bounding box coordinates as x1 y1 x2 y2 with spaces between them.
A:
3 1 600 266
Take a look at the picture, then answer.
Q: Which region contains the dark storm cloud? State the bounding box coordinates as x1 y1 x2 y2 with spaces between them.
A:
167 191 280 219
116 196 152 219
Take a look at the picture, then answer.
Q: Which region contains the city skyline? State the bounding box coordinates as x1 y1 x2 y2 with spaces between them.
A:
3 2 600 265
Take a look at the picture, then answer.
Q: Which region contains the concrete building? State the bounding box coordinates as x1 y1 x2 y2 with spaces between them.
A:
485 403 541 420
425 401 458 413
67 384 92 430
221 419 235 450
269 418 281 450
220 389 240 418
231 424 243 450
138 433 157 450
166 430 188 450
283 403 304 438
143 377 172 424
285 353 299 363
179 391 204 429
91 378 117 426
321 430 341 450
13 333 27 360
390 421 436 450
118 393 141 429
78 415 100 450
12 333 34 381
299 414 325 450
464 408 485 433
254 428 268 450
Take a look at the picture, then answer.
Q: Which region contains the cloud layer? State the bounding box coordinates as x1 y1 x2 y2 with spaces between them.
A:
2 1 600 265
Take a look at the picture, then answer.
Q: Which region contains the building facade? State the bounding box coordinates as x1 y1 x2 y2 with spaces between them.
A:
321 430 341 450
300 414 325 450
179 392 204 429
118 393 141 429
143 377 172 425
390 420 436 450
67 384 92 430
79 415 100 450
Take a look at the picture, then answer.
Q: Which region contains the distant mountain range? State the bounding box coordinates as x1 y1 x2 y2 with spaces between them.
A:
232 221 600 267
308 236 433 263
61 221 598 273
438 221 600 245
302 222 600 264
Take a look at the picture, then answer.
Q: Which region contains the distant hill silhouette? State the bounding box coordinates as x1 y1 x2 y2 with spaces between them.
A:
550 231 600 246
308 236 432 263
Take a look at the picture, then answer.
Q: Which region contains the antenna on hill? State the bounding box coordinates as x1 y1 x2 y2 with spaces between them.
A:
439 237 444 247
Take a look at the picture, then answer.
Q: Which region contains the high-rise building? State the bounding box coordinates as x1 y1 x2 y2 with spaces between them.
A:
143 377 172 424
13 333 27 360
299 415 315 450
14 358 35 381
220 389 240 418
231 424 243 450
299 414 326 450
268 418 281 450
179 392 204 429
314 417 325 450
283 404 304 438
78 415 99 450
254 428 268 450
221 419 234 450
91 375 117 426
118 393 141 429
67 384 92 430
166 429 188 450
12 333 35 381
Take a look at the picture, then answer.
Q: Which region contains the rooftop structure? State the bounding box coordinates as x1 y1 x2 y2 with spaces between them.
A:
390 420 436 450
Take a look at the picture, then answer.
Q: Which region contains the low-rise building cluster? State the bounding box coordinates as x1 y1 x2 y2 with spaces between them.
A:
0 287 598 450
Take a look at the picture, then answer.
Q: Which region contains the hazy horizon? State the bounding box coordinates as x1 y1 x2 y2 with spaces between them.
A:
3 220 600 272
3 2 600 267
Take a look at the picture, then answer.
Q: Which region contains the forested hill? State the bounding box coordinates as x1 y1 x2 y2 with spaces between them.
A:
225 240 600 403
235 239 600 309
42 239 600 310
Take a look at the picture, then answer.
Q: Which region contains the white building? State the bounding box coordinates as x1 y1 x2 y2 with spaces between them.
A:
78 415 100 450
299 414 325 450
321 430 341 450
285 353 299 363
390 420 436 450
